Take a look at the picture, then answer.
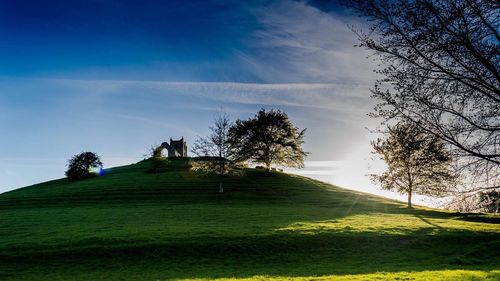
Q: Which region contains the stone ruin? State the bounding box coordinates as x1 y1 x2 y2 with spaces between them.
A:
161 137 187 157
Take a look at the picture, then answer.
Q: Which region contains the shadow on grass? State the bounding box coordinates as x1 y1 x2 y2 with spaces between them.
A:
1 227 499 280
456 214 500 224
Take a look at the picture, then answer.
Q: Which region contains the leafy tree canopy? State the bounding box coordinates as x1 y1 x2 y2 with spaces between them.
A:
227 109 307 172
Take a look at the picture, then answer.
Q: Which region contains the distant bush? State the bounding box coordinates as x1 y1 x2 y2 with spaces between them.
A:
65 152 103 181
479 191 500 214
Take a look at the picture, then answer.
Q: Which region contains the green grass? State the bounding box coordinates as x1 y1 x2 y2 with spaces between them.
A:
0 158 498 280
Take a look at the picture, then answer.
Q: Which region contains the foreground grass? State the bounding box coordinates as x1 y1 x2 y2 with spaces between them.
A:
0 159 498 280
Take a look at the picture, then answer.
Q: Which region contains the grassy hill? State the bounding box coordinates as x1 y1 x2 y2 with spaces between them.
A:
0 159 498 281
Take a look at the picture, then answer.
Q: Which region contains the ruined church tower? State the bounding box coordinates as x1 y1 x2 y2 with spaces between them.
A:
161 137 187 157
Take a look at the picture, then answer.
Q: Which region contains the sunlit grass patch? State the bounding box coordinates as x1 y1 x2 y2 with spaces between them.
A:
275 213 500 235
180 270 500 281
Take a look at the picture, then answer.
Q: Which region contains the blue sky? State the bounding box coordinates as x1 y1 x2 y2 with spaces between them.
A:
0 0 430 205
0 1 258 79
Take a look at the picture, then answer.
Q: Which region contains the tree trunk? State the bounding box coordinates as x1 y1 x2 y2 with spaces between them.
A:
407 174 413 208
219 181 224 193
266 162 271 173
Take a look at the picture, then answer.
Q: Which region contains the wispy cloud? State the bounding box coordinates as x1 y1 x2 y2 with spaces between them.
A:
285 160 342 176
108 112 198 135
44 79 374 119
234 0 379 84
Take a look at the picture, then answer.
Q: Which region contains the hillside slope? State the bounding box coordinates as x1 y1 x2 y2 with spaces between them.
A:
0 159 499 281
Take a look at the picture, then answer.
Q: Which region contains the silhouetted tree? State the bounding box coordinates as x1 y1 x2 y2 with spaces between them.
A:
191 110 243 192
65 152 103 181
348 0 499 193
371 122 457 207
227 109 307 173
479 190 500 214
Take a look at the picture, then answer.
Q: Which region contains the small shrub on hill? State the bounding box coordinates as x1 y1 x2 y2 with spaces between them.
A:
148 145 169 173
65 152 103 181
